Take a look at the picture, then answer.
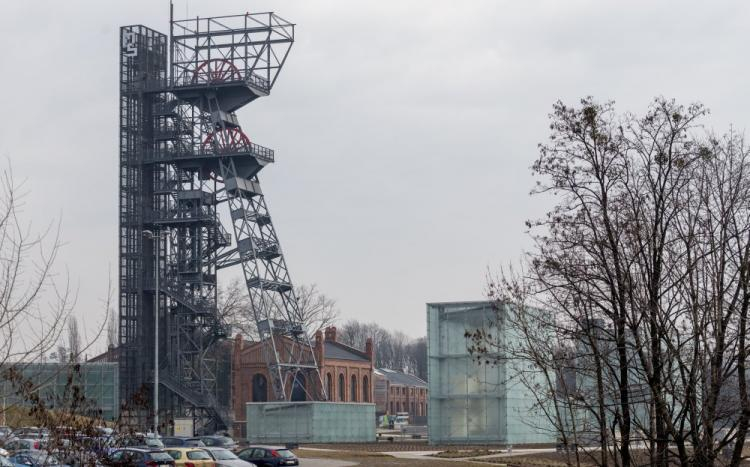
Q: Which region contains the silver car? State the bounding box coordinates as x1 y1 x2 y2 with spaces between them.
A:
201 447 253 467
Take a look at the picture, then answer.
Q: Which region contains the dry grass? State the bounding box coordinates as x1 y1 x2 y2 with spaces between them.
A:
295 448 490 466
432 449 502 458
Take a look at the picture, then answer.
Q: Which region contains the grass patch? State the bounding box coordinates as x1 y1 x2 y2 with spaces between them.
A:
295 448 392 460
432 449 501 459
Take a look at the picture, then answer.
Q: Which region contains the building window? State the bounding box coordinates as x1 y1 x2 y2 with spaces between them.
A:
326 373 333 401
362 376 369 402
350 375 358 402
338 373 345 401
411 402 415 415
291 373 306 402
390 401 394 414
251 373 267 402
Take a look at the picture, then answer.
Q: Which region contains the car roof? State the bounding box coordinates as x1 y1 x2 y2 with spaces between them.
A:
164 447 203 451
115 447 165 453
246 445 287 450
200 447 230 451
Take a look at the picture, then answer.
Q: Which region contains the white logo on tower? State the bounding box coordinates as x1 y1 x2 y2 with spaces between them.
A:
123 31 138 57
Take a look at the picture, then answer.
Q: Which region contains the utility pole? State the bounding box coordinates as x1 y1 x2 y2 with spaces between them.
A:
143 229 166 435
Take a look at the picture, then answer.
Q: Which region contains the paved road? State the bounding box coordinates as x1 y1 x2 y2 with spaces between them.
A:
300 458 358 467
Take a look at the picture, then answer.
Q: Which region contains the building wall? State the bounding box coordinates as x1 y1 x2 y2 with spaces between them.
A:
231 328 374 437
427 301 555 445
246 402 375 444
0 362 119 421
373 372 428 421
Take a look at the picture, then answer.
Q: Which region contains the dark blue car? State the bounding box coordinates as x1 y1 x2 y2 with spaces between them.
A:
104 448 175 467
237 446 299 467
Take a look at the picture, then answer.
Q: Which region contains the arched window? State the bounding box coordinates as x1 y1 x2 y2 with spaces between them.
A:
362 376 369 402
338 373 345 401
350 375 358 402
252 373 267 402
291 373 307 402
326 373 333 401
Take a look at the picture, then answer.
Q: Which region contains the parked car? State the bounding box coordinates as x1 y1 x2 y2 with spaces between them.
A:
3 440 43 453
198 437 237 451
7 450 67 467
237 446 298 467
164 448 214 467
118 436 165 449
201 447 250 467
0 427 12 442
10 429 45 440
104 448 175 467
0 454 12 467
161 438 205 448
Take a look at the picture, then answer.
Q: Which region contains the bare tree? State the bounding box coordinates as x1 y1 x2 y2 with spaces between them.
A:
295 284 340 335
338 320 425 378
106 309 118 350
67 317 81 363
469 98 750 467
0 165 75 421
218 279 340 340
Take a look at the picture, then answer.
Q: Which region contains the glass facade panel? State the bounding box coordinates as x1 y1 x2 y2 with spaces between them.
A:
0 362 119 421
427 302 554 445
246 402 375 443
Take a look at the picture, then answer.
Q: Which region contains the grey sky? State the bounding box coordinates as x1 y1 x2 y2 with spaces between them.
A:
0 1 748 349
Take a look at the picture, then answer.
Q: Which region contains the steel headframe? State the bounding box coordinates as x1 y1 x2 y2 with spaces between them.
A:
119 9 324 434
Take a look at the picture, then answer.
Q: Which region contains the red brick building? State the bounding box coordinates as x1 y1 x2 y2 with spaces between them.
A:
374 368 428 423
231 327 374 435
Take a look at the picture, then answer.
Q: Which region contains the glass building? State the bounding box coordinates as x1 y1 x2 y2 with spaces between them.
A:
1 362 119 421
245 401 375 443
427 301 555 444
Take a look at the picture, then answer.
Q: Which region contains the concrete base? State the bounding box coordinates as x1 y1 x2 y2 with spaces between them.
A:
246 401 376 444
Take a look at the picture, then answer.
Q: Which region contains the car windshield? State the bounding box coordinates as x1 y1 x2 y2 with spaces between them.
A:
187 451 211 460
211 449 238 460
150 452 175 462
276 449 295 458
145 438 165 448
0 456 13 467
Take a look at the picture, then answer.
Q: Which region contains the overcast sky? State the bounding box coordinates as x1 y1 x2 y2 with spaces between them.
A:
0 1 748 349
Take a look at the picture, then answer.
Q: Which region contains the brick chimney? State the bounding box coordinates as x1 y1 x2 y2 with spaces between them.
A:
324 326 337 342
315 329 324 366
365 337 374 365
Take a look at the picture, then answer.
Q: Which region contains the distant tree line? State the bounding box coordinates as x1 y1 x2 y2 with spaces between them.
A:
338 320 427 381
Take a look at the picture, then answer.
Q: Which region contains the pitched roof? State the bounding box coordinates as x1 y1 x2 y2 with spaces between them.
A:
324 341 369 362
375 368 427 388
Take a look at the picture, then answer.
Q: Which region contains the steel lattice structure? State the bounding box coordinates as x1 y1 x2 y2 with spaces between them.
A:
119 10 325 432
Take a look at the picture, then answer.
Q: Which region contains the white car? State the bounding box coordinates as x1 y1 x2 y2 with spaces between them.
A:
202 447 253 467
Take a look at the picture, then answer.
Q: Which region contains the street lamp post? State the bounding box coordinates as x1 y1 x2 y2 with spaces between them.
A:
143 229 167 435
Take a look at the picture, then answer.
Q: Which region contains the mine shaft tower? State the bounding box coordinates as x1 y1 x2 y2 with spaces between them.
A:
119 10 324 432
